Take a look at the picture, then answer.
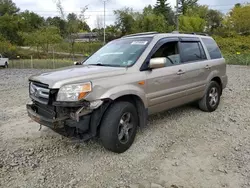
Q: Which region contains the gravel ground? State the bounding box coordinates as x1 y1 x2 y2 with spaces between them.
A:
0 66 250 188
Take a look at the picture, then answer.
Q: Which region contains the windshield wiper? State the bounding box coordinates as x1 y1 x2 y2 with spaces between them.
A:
88 63 121 67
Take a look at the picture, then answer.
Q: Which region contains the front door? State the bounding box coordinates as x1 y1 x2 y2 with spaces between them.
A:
145 38 189 114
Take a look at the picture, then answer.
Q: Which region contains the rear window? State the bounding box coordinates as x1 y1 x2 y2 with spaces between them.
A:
202 38 222 59
180 41 207 63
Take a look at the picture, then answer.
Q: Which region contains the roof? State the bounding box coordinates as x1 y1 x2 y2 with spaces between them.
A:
122 31 211 39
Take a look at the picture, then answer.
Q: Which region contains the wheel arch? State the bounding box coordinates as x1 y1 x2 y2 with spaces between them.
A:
211 76 222 95
90 94 148 138
112 94 148 128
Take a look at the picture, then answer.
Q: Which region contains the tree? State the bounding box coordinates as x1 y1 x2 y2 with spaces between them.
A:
186 5 223 33
19 11 45 32
0 13 20 44
54 0 89 58
135 13 170 33
0 34 15 56
67 13 78 22
178 0 198 15
227 4 250 35
0 0 19 16
114 8 136 35
179 15 206 32
206 9 223 33
46 16 67 37
135 6 172 33
21 26 62 54
154 0 174 25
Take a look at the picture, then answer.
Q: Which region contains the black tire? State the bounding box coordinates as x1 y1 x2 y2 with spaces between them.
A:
199 81 221 112
100 101 138 153
4 62 8 68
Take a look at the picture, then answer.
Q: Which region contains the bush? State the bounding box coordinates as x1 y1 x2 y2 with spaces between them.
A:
214 35 250 54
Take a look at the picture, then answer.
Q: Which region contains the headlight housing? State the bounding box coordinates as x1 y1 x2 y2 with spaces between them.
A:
56 82 92 102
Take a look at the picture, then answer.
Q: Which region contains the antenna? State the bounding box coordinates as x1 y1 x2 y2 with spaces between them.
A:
103 0 109 45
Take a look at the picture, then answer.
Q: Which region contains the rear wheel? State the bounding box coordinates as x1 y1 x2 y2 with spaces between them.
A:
100 101 138 153
199 81 221 112
4 62 8 68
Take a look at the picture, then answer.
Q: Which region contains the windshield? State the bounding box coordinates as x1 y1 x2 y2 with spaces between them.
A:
84 37 152 67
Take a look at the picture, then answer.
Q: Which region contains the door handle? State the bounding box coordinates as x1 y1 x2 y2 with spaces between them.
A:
205 65 211 70
177 70 185 75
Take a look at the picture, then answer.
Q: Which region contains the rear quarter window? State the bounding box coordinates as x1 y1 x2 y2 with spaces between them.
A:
202 38 222 59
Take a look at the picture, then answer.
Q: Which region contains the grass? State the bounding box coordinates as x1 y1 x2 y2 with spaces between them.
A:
224 54 250 66
52 42 103 55
8 59 78 69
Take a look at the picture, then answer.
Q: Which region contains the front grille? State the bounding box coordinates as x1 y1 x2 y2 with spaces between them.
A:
30 82 50 104
33 101 56 119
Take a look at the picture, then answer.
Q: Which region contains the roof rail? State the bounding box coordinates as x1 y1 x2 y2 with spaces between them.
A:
122 32 158 38
171 31 209 36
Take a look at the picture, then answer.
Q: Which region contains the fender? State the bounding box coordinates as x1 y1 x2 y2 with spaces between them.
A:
99 84 148 108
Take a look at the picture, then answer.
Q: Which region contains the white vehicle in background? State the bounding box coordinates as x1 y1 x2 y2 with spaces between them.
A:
0 54 9 68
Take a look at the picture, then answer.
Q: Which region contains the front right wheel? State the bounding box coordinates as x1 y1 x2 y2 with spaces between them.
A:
100 101 138 153
199 81 221 112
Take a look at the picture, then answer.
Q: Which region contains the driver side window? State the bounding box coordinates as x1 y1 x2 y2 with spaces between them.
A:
152 41 181 67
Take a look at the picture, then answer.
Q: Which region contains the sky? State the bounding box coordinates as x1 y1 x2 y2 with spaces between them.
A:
14 0 248 29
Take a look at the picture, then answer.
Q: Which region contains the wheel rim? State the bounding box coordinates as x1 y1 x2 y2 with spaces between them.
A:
209 87 219 107
117 112 133 144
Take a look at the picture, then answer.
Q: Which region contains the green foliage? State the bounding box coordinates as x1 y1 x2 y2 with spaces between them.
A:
114 8 136 35
0 34 16 56
179 16 206 32
214 35 250 65
53 42 102 55
19 11 45 32
21 26 62 54
0 14 20 44
46 16 67 37
154 0 174 25
0 0 19 16
227 4 250 35
135 9 171 33
214 35 250 54
178 0 198 15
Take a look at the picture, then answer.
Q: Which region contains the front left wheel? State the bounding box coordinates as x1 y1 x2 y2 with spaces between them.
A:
100 101 138 153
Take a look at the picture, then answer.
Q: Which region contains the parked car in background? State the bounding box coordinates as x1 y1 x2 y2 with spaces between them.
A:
0 54 9 68
26 31 227 153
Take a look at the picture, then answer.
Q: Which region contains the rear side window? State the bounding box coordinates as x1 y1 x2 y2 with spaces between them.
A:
180 42 207 63
202 38 222 59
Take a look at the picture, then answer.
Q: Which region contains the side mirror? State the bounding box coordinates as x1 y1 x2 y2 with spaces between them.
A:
74 61 82 65
149 57 166 69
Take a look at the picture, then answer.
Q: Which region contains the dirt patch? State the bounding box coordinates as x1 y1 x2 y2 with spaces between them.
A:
0 66 250 188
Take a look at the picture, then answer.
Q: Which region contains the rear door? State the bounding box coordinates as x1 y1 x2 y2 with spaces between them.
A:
178 37 209 98
201 37 226 83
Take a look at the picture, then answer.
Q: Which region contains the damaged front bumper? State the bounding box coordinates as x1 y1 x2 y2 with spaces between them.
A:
26 99 106 140
26 103 68 129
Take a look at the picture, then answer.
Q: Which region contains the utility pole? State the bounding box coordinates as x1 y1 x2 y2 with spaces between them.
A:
103 0 106 45
176 0 179 31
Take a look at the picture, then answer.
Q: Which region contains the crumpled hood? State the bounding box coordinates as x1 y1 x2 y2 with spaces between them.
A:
29 65 126 88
